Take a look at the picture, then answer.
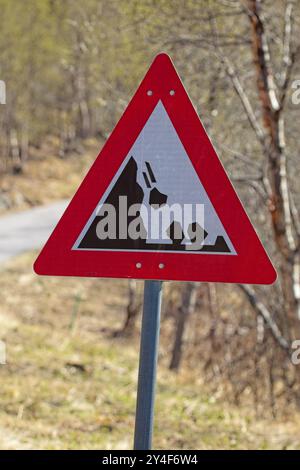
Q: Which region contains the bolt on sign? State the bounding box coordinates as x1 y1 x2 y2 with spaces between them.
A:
34 53 276 284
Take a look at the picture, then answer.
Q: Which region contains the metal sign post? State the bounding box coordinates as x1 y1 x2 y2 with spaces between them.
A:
133 280 163 450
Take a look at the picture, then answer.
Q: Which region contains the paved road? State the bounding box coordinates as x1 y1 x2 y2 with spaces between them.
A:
0 200 69 264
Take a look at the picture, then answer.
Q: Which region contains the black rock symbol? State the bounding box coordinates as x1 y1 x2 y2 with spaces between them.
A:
142 161 168 208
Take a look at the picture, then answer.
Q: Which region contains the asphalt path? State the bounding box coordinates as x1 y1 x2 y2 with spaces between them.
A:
0 200 69 264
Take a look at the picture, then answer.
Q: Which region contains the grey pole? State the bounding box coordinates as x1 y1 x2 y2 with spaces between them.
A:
133 280 163 450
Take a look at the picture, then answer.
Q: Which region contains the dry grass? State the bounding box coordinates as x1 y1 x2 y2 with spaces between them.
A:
0 138 100 215
0 252 299 449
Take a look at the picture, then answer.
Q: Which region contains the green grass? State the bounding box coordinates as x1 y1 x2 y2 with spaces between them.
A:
0 252 299 449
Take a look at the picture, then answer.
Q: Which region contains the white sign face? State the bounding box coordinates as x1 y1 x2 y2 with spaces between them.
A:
74 101 235 254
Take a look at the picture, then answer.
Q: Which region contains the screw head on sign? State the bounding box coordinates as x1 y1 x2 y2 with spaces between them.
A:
136 262 142 269
159 263 164 269
147 90 153 96
169 90 175 96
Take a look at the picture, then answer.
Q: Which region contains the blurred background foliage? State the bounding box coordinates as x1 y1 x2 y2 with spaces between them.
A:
1 0 300 446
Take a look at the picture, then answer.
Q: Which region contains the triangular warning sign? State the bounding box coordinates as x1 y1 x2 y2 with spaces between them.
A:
34 53 276 284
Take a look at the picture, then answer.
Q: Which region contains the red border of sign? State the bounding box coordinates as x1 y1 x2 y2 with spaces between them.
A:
34 53 277 284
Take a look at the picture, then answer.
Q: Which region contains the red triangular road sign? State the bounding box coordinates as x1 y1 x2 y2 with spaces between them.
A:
34 53 276 284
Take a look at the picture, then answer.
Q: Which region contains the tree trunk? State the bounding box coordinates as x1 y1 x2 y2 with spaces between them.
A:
169 282 197 371
120 280 140 336
247 0 300 339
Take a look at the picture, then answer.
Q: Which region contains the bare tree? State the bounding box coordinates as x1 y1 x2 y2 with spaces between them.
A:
141 0 300 408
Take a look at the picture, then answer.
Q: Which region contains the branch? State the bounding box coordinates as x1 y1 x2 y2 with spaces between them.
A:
290 191 300 244
207 11 268 152
220 55 269 149
246 0 297 261
235 179 268 204
247 0 280 116
163 36 251 49
279 1 299 108
230 173 263 182
238 285 290 351
281 1 293 82
216 143 264 170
